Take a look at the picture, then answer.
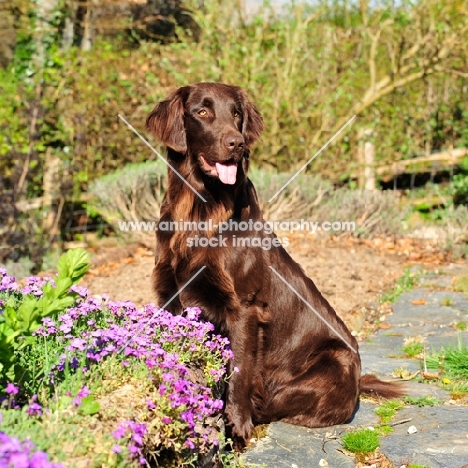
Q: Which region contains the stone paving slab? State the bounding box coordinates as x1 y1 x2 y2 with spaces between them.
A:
380 406 468 468
243 403 380 467
242 422 355 468
243 273 468 467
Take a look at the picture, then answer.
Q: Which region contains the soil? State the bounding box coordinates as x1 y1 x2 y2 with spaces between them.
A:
81 232 453 334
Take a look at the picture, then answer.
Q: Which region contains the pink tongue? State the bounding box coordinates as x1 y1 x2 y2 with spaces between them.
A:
215 163 238 185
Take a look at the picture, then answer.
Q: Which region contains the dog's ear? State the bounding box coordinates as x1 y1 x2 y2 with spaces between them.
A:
240 90 264 147
146 86 190 153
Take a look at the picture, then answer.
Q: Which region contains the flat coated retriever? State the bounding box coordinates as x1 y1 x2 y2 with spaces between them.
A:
146 82 403 449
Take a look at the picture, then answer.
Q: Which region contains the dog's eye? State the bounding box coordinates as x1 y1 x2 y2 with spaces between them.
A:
198 109 207 116
234 111 241 117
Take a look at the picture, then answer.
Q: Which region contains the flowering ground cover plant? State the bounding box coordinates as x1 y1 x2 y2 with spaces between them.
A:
0 250 241 467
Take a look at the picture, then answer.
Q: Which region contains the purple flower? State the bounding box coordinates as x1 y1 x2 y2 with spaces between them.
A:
27 402 43 417
113 425 126 440
185 307 202 320
73 386 91 406
0 432 63 467
69 285 89 298
0 269 18 292
112 420 146 462
112 444 122 453
68 338 87 351
58 323 72 333
5 383 19 396
77 386 90 398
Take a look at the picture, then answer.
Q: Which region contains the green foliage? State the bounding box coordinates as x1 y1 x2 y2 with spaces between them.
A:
1 0 468 266
218 438 251 467
56 248 90 284
402 396 440 407
2 0 467 185
424 337 468 398
426 345 468 380
381 269 418 303
0 248 90 383
89 160 407 238
440 297 453 306
77 395 101 416
375 399 404 423
402 341 425 358
453 173 468 205
376 425 393 436
342 428 380 454
453 275 468 293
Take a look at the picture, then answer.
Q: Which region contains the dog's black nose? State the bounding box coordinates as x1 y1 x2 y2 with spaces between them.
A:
223 133 244 151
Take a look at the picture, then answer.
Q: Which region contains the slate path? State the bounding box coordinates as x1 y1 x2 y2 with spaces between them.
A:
242 266 468 468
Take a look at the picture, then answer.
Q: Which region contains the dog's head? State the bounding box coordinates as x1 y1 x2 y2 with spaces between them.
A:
147 82 263 185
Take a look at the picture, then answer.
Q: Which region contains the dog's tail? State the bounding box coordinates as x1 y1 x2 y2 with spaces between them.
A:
359 374 406 399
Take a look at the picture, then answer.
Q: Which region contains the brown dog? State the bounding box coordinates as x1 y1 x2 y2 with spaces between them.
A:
147 82 403 448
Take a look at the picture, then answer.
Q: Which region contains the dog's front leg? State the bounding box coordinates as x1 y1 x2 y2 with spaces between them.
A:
224 310 260 450
177 264 260 448
152 259 183 315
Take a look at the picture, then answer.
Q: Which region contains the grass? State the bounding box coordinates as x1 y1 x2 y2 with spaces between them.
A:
251 424 269 441
426 345 468 379
376 425 393 436
374 400 404 424
372 396 441 442
453 275 468 294
392 367 417 379
341 428 380 456
402 341 425 358
440 297 453 306
403 396 440 407
424 339 468 399
381 268 419 303
444 381 468 399
453 275 468 293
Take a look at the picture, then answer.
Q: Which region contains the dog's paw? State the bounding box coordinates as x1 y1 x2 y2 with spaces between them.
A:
226 415 254 451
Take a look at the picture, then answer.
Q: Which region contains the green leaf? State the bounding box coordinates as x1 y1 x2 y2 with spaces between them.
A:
56 248 91 285
57 395 73 409
2 304 19 328
16 335 36 350
54 277 73 298
15 298 40 332
41 296 75 318
42 281 57 301
78 396 101 415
